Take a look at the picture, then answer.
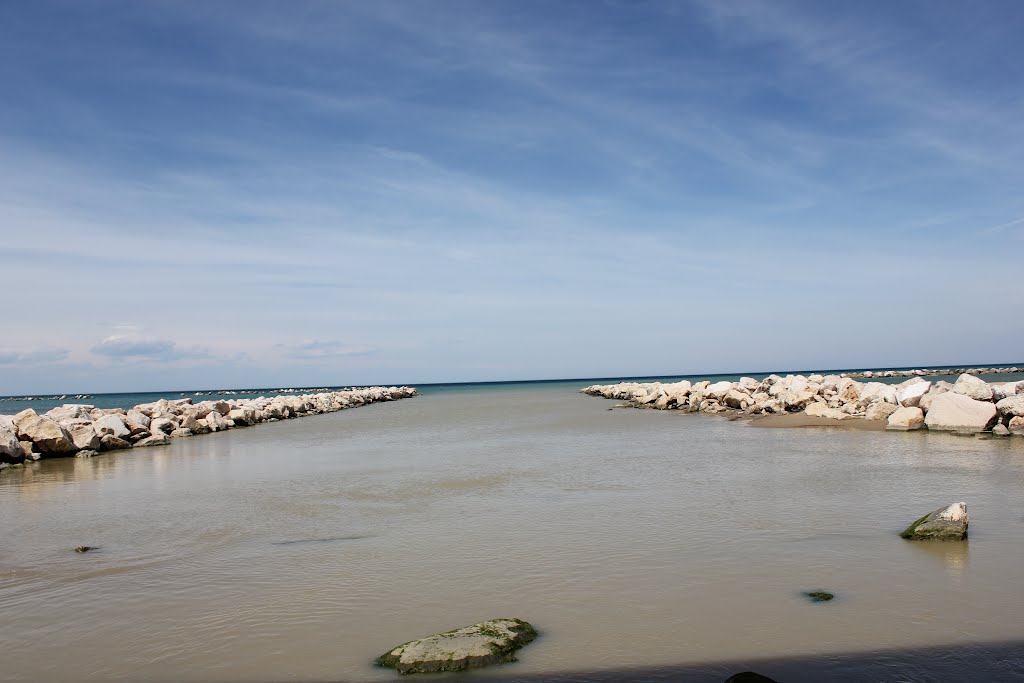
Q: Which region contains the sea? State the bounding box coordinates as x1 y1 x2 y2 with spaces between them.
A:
2 365 1024 682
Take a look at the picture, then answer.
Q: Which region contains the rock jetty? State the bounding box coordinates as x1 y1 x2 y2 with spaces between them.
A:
376 618 538 674
582 372 1024 436
0 387 417 466
842 366 1021 379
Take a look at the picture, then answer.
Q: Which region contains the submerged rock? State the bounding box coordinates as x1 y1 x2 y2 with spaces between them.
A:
74 546 97 553
725 673 779 683
375 618 537 674
901 502 969 541
804 590 835 602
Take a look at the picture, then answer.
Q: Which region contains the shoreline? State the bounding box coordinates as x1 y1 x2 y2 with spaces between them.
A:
583 369 1024 437
0 386 417 468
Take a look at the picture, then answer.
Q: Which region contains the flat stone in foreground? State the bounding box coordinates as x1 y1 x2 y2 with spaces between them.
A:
901 502 968 541
375 618 537 674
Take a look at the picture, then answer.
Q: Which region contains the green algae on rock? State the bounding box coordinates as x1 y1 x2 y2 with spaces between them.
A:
901 502 969 540
804 590 835 602
375 618 537 674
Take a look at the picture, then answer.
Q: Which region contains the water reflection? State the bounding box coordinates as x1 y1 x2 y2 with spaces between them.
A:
908 538 970 577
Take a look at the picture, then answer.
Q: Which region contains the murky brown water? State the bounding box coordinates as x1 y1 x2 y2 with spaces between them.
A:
3 386 1024 682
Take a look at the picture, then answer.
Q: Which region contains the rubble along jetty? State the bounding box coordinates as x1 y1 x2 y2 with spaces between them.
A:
582 372 1024 436
0 387 417 465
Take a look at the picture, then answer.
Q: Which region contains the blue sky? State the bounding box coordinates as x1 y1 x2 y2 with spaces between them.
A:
2 0 1022 394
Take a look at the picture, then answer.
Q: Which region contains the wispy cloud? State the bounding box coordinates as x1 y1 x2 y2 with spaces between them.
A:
0 347 70 366
275 340 378 361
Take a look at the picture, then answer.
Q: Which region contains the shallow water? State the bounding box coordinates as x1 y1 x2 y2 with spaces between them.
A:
2 386 1024 682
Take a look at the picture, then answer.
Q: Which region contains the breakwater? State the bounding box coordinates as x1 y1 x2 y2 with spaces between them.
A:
0 387 417 465
582 371 1024 435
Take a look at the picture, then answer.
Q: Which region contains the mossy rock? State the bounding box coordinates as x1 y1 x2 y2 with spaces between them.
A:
804 590 834 602
375 618 537 674
900 502 968 541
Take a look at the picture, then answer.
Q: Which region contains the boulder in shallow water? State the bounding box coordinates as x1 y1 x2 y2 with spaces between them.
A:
93 414 130 439
901 502 968 541
0 426 24 462
923 393 997 433
1010 416 1024 435
996 395 1024 418
725 673 779 683
100 434 132 451
865 401 899 421
66 423 101 451
887 406 924 431
136 433 171 447
375 618 537 674
14 412 76 454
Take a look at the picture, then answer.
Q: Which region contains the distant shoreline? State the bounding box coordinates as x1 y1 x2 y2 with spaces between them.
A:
4 363 1023 404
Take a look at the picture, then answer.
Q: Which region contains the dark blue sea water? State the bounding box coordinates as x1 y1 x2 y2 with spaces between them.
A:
3 363 1022 414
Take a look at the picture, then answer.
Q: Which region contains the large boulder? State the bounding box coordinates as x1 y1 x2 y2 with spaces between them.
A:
150 417 177 434
887 406 925 431
136 433 171 447
723 389 749 409
924 393 997 433
896 380 931 408
992 381 1024 402
1009 416 1024 435
952 374 993 402
45 405 93 423
865 401 899 421
14 411 76 454
100 434 132 451
66 423 101 451
706 381 734 401
375 618 537 674
206 411 231 432
125 409 151 431
995 395 1024 418
804 402 850 420
1 425 24 462
900 502 968 541
93 415 131 439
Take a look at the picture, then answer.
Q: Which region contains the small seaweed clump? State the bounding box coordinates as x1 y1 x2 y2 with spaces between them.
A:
804 591 834 602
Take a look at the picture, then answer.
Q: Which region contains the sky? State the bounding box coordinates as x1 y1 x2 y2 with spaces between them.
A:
1 0 1023 394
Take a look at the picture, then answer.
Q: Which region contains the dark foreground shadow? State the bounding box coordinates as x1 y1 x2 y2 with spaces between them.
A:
284 640 1024 683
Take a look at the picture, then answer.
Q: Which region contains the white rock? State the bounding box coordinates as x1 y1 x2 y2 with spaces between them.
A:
705 381 734 400
125 409 151 430
205 411 230 432
150 417 177 434
866 402 899 421
924 392 998 433
135 433 171 447
14 411 76 453
66 423 101 451
995 395 1024 417
0 426 23 461
896 380 931 408
93 415 131 439
1009 416 1024 434
887 406 925 431
952 373 993 402
805 402 850 420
